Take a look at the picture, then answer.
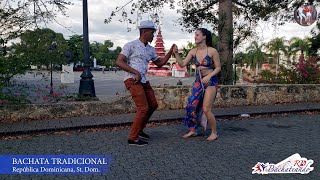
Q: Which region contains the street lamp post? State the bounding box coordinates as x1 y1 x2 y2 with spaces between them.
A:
79 0 96 97
49 42 57 95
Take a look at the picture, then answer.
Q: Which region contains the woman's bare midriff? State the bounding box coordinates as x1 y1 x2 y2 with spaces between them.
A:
198 66 214 76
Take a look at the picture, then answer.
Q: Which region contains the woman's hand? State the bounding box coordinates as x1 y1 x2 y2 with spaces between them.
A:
201 75 211 85
172 44 178 54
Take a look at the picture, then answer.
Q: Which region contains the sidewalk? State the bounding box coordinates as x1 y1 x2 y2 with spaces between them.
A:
0 102 319 136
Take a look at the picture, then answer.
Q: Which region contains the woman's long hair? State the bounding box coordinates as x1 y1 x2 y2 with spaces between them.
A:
197 28 213 47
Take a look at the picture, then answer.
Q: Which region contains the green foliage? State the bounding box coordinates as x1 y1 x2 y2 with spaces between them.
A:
234 52 246 66
89 40 121 67
0 55 30 85
245 41 269 69
259 69 276 84
13 28 68 67
266 37 286 64
67 35 84 63
289 37 312 56
0 37 30 104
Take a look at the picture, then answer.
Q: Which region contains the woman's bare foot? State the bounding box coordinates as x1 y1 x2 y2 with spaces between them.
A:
206 133 218 141
183 131 197 138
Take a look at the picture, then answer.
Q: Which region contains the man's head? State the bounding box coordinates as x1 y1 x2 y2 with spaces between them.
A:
138 20 156 43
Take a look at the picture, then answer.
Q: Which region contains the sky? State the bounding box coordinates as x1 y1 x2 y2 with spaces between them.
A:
46 0 319 51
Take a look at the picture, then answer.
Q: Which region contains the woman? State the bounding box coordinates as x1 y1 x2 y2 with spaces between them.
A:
305 5 311 25
173 28 221 141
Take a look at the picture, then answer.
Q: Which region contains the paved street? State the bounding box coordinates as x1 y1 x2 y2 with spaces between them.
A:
0 113 319 179
6 70 195 102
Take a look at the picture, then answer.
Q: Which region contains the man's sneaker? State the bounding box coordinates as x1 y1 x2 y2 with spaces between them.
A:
128 139 148 146
138 131 150 140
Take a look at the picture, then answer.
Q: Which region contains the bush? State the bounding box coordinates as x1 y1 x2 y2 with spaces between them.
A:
259 69 276 83
294 55 320 84
258 55 320 84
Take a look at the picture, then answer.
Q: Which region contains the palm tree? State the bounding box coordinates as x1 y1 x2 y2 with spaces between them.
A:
245 41 269 75
290 37 312 59
233 51 247 82
282 43 295 66
266 37 286 76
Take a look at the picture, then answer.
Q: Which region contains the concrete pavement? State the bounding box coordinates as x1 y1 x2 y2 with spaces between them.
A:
0 112 319 179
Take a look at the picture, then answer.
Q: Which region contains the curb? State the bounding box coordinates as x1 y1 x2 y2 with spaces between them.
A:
1 104 320 136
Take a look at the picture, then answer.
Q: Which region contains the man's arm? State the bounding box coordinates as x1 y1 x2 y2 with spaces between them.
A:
153 45 174 67
115 54 141 81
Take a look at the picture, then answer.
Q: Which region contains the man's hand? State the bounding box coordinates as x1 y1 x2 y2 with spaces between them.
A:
172 44 178 54
133 71 141 83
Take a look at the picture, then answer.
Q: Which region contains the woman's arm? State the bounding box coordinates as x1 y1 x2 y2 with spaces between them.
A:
173 46 194 68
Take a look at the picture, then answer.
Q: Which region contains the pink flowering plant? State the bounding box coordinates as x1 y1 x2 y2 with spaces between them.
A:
293 56 320 84
258 56 320 84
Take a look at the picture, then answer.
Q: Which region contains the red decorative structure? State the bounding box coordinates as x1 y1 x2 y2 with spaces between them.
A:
147 29 172 76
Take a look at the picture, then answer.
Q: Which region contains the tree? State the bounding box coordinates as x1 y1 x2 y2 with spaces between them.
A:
0 56 29 84
13 28 68 68
106 0 319 84
282 42 295 65
67 35 84 64
1 0 71 42
245 41 270 75
90 40 114 65
0 37 29 87
290 37 312 57
267 37 286 64
267 37 288 76
234 52 246 68
105 46 122 68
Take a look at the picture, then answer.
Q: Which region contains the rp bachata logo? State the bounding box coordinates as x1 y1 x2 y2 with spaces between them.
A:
252 153 314 174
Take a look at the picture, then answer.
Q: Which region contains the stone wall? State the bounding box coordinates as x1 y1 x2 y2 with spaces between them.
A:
1 84 320 122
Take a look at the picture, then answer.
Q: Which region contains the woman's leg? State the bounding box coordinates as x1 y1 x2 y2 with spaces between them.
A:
202 86 218 141
183 80 204 138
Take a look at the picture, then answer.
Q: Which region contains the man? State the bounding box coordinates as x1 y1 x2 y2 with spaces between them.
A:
297 5 306 25
115 20 174 146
